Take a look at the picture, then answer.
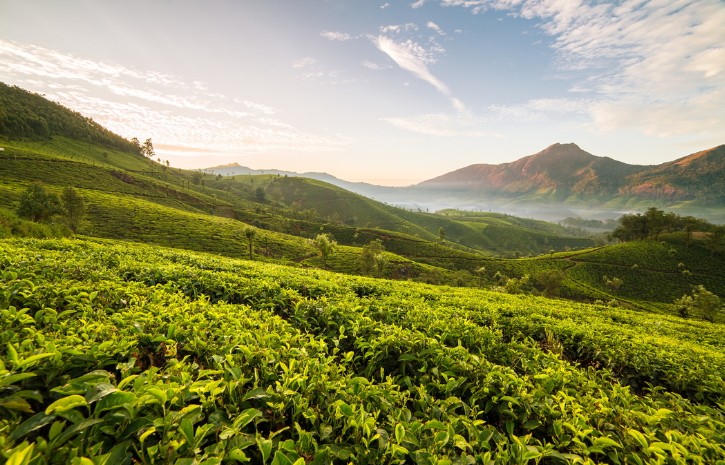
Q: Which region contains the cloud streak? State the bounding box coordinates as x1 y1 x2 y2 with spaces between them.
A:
374 36 464 110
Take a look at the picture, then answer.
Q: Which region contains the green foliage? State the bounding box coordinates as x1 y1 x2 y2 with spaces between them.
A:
1 238 725 464
15 183 63 223
311 234 336 269
535 270 565 297
674 285 723 322
190 171 203 186
60 186 85 232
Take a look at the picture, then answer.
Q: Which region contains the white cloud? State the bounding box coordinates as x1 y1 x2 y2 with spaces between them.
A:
425 0 725 138
380 23 419 34
375 35 464 110
381 3 390 8
292 57 316 68
427 21 446 35
320 31 352 41
411 0 426 8
363 61 391 70
382 113 502 137
0 39 350 154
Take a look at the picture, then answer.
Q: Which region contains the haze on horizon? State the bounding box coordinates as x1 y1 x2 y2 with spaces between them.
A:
1 0 723 186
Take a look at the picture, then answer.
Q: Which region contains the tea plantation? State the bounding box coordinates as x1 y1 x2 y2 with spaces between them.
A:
1 238 724 464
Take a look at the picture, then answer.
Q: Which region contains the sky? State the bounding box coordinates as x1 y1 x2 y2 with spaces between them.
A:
1 0 724 186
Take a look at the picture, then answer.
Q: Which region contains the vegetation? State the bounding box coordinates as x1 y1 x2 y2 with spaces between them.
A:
2 238 725 464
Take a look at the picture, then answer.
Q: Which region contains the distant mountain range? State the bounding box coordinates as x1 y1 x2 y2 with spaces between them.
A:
205 143 725 221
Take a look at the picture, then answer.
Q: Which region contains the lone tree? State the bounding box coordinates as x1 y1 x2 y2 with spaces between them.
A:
60 186 85 232
190 171 203 186
271 187 284 205
438 227 446 243
359 240 385 276
475 266 486 288
141 138 155 158
16 183 63 222
243 226 257 260
311 233 336 269
255 187 266 202
674 285 721 322
604 276 623 294
536 270 565 297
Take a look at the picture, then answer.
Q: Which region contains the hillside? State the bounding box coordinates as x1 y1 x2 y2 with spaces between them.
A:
2 237 725 464
0 82 142 155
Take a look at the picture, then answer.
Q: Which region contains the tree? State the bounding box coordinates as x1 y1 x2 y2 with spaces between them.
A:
438 227 446 243
141 138 155 158
681 216 704 247
271 187 284 205
674 285 721 322
16 182 63 222
243 226 257 260
60 186 85 232
644 207 665 240
536 270 565 297
255 187 266 202
311 234 336 269
604 276 622 294
359 240 385 276
705 225 725 257
475 266 486 288
190 171 203 186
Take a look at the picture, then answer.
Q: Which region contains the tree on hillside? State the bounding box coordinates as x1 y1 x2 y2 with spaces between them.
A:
536 270 565 297
243 226 257 260
190 170 203 186
682 216 705 247
271 187 284 205
438 227 446 243
359 240 385 276
16 182 63 222
705 225 725 257
142 138 155 158
604 276 622 294
475 266 486 288
674 285 722 322
255 187 266 202
644 207 665 240
61 186 85 232
311 234 336 269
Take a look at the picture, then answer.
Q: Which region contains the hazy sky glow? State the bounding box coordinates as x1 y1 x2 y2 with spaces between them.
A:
1 0 723 185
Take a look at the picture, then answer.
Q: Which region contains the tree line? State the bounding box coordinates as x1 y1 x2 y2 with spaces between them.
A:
611 207 724 252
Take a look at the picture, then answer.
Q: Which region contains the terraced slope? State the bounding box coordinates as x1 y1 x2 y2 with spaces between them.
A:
1 238 724 464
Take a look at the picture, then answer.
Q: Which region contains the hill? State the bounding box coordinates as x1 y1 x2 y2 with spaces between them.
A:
409 143 725 221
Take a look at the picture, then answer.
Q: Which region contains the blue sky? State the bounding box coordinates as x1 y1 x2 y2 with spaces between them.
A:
1 0 723 185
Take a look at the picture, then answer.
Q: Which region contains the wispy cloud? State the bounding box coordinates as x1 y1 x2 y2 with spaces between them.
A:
427 21 446 35
382 113 502 137
0 39 351 154
292 57 316 68
383 98 591 135
363 61 391 70
424 0 725 138
374 35 464 110
380 3 390 8
320 31 352 41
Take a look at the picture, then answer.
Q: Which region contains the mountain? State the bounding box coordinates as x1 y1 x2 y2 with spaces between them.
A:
409 143 725 221
418 143 648 194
